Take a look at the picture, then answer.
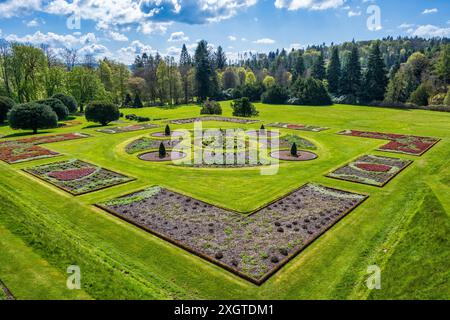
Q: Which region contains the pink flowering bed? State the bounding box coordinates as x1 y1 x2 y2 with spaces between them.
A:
24 159 134 195
337 130 440 156
327 155 412 187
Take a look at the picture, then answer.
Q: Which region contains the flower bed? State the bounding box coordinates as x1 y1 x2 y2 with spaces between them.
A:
138 151 186 162
0 133 89 164
170 116 260 125
267 122 329 132
270 150 318 161
327 155 412 187
97 184 367 284
24 159 134 195
337 130 440 156
96 123 158 134
126 137 183 154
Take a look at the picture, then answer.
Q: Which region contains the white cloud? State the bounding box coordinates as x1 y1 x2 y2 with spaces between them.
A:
166 46 181 57
274 0 345 11
228 35 237 41
253 38 276 44
398 23 414 29
117 40 155 64
412 25 450 38
168 31 189 42
422 8 438 15
348 10 361 17
107 31 129 42
0 0 42 18
25 18 45 27
5 31 97 49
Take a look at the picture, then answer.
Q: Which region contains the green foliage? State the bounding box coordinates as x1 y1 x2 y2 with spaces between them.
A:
230 97 259 117
123 93 132 107
165 124 171 136
444 88 450 106
195 40 216 101
158 142 167 158
408 84 430 106
133 93 143 108
8 102 58 134
52 93 78 114
435 44 450 85
327 47 341 95
85 102 120 126
361 42 388 102
290 143 298 157
289 78 332 106
38 98 69 120
0 96 15 123
340 46 361 97
311 53 326 80
261 85 288 104
200 100 222 115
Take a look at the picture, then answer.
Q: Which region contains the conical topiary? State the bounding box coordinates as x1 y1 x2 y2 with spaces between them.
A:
159 142 167 158
260 124 265 131
290 142 298 157
165 124 171 136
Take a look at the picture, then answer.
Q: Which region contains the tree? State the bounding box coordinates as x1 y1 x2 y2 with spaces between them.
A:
261 85 288 104
133 93 143 108
340 46 362 100
194 40 215 101
222 68 238 89
312 53 326 80
290 51 305 81
52 93 78 114
0 96 14 123
289 78 332 106
123 93 132 107
85 102 120 126
231 97 259 117
200 100 222 115
179 44 193 104
245 70 257 85
66 66 106 112
165 124 171 136
361 42 388 102
159 142 167 158
290 143 298 157
8 102 58 134
262 75 276 88
214 46 227 70
38 98 69 120
436 44 450 85
44 66 66 98
444 88 450 106
327 47 341 94
409 83 430 106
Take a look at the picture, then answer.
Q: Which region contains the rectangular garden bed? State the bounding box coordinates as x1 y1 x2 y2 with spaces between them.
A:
327 155 413 187
97 184 367 284
96 123 159 134
337 130 440 156
170 116 260 125
267 122 329 132
0 133 90 164
24 159 135 195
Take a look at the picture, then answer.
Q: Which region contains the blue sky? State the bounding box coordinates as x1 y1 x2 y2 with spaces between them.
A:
0 0 449 64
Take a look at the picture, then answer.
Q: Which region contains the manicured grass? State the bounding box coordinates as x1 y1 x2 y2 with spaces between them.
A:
0 102 448 299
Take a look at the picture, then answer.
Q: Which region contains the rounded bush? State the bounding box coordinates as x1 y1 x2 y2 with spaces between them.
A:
52 93 78 113
38 98 69 120
8 102 58 134
85 102 120 126
200 100 222 115
261 85 288 104
0 96 15 123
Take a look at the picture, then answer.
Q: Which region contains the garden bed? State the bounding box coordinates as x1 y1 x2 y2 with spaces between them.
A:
327 154 412 187
151 131 187 138
261 134 317 150
337 130 440 156
177 150 268 168
138 151 186 162
96 123 158 134
97 184 367 284
246 129 280 138
170 116 260 125
24 159 134 195
267 122 329 132
126 137 183 154
0 279 14 300
0 133 89 164
270 150 318 161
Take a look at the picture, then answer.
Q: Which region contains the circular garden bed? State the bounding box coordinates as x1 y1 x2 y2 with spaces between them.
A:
151 131 187 138
270 150 318 161
138 151 186 162
246 130 280 138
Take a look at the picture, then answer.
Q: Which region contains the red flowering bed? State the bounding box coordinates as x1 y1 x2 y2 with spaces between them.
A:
355 163 392 172
337 130 439 156
48 167 96 181
268 122 329 132
0 133 89 164
327 155 412 187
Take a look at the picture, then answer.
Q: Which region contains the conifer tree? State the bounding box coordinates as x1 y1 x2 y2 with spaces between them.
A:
290 142 298 157
340 45 362 99
159 142 167 158
312 53 326 80
165 124 171 136
361 42 388 102
327 47 341 94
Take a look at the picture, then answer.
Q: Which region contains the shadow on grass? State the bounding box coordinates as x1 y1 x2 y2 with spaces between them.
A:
1 131 54 139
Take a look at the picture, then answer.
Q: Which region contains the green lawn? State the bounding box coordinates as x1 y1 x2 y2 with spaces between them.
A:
0 102 449 299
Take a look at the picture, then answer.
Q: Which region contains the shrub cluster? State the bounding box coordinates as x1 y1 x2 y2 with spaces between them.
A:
38 98 69 120
231 97 259 117
85 102 120 126
0 96 15 123
125 114 150 122
200 100 222 115
52 93 78 113
8 102 58 134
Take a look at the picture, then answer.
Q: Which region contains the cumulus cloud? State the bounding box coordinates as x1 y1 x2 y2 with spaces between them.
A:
107 31 129 42
412 25 450 38
5 31 97 48
117 40 155 64
253 38 276 44
274 0 345 11
0 0 42 18
228 35 237 41
422 8 438 15
348 10 361 17
168 31 189 42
